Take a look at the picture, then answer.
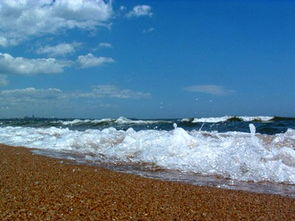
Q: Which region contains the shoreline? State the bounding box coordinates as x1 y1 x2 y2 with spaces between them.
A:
1 144 295 220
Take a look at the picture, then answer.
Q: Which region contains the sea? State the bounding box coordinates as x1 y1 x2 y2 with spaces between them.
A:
0 116 295 198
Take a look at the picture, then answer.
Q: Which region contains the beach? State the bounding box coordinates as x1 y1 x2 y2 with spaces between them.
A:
0 0 294 219
1 144 294 220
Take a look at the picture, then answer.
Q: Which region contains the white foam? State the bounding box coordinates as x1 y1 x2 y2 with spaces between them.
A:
180 118 193 122
55 118 113 125
187 116 274 123
239 116 274 122
249 123 256 135
114 117 169 124
0 126 294 184
191 116 232 123
55 117 170 125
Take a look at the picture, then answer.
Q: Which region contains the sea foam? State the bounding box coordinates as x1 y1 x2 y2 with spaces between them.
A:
55 117 171 126
182 116 274 123
0 125 294 184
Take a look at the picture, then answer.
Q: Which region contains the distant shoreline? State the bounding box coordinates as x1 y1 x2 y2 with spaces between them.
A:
1 144 294 220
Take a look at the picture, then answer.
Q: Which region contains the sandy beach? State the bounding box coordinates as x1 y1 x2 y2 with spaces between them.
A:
0 144 294 220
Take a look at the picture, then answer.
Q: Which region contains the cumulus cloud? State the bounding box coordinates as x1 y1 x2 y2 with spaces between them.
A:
0 0 113 46
126 5 153 18
98 42 113 48
184 85 235 96
0 74 8 86
0 52 114 75
77 53 114 68
87 85 151 99
0 53 71 75
36 42 81 56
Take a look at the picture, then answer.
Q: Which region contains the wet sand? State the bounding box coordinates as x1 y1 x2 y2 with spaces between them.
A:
1 144 295 220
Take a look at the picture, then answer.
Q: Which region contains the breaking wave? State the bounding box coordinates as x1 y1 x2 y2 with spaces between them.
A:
181 116 276 123
0 124 294 184
55 117 171 126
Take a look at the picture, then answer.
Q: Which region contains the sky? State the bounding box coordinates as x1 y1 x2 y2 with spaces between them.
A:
0 0 294 119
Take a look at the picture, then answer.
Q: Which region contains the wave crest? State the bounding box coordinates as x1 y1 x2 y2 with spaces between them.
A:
182 116 275 123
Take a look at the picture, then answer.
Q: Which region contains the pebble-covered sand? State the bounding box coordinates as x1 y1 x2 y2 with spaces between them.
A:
1 144 295 220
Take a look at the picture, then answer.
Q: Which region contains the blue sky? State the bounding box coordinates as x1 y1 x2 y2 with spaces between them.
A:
0 0 294 119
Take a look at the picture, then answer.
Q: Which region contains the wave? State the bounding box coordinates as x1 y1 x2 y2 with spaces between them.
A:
0 124 295 184
1 116 294 129
54 117 171 126
181 116 276 123
272 116 295 121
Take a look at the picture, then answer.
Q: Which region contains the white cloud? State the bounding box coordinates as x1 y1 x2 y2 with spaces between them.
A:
0 52 71 75
0 52 115 75
88 85 151 99
184 85 235 96
0 74 8 86
99 42 113 48
36 42 81 56
0 88 64 104
0 85 150 106
0 85 151 117
126 5 153 18
120 6 127 11
77 53 114 68
143 27 155 33
0 0 113 46
0 37 8 47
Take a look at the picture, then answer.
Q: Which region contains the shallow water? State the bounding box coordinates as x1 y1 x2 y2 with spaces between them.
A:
30 149 295 198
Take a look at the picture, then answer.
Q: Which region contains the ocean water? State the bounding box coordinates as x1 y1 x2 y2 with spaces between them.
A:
1 116 295 197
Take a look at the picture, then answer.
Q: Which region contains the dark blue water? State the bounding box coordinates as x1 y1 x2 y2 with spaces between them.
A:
0 116 294 134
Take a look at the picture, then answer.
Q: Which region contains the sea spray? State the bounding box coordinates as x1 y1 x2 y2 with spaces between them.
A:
0 125 294 184
249 123 256 135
